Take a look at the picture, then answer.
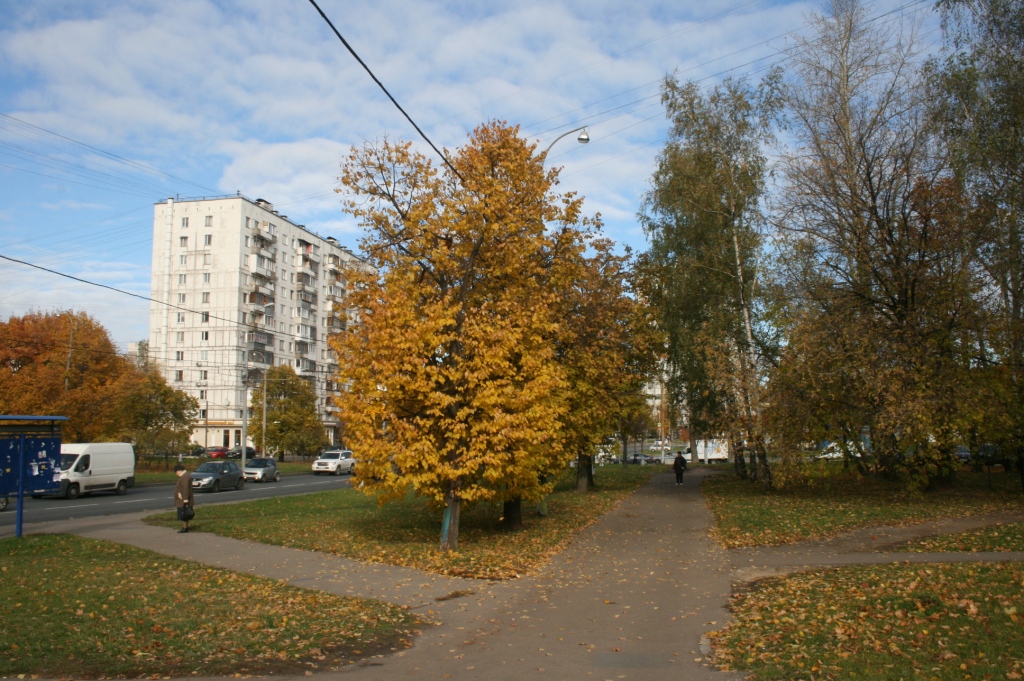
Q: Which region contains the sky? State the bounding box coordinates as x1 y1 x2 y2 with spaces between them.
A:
0 0 940 349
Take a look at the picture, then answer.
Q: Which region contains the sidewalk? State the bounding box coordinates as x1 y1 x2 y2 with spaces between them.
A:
16 468 1024 680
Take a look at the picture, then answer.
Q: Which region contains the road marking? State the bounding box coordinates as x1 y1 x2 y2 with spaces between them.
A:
62 503 99 508
113 499 150 504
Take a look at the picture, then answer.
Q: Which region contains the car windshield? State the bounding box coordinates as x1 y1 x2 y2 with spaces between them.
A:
195 462 220 473
321 453 340 460
60 454 79 471
248 459 271 468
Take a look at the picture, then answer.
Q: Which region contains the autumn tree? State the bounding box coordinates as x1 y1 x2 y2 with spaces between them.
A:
332 122 608 551
249 365 327 460
928 0 1024 489
0 310 135 441
768 0 983 485
639 73 780 484
114 369 199 457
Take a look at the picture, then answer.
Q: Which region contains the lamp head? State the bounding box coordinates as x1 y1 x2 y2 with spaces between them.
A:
577 129 590 144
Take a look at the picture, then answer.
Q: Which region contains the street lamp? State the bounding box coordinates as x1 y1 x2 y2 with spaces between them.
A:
539 126 590 161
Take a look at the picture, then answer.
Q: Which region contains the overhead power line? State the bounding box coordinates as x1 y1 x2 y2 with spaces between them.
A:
305 0 464 182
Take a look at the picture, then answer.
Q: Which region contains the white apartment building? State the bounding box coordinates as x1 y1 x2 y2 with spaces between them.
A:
148 194 363 449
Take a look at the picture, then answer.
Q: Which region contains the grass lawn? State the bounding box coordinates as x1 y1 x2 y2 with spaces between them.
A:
703 468 1024 548
709 562 1024 680
899 522 1024 553
134 459 313 485
145 464 661 580
0 534 417 679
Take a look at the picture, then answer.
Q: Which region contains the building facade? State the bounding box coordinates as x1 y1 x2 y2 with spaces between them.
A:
148 195 361 449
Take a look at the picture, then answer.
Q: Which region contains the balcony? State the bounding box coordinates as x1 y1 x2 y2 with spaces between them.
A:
326 316 346 332
248 350 274 366
251 243 277 261
298 360 317 376
252 226 277 244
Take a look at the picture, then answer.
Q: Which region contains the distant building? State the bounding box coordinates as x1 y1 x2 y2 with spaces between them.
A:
147 195 363 449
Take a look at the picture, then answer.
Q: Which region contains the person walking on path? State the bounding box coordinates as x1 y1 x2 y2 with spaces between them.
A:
672 451 686 485
173 464 194 533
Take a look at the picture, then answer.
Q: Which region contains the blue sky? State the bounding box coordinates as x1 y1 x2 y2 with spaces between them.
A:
0 0 938 347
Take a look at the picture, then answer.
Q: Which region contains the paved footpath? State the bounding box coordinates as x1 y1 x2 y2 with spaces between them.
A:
14 468 1024 681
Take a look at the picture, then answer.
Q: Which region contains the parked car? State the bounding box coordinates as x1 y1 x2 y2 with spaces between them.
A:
0 495 7 512
648 440 672 452
226 446 257 460
191 461 244 492
312 450 355 475
206 446 230 459
243 457 280 483
628 453 659 465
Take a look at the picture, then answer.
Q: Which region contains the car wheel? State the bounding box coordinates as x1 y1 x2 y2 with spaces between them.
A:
333 466 340 476
235 478 245 491
0 496 7 511
115 480 128 496
66 484 80 500
212 480 221 493
273 471 281 482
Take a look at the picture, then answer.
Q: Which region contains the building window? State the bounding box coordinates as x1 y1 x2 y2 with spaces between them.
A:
176 313 185 323
279 340 284 350
202 273 210 284
181 217 189 228
179 255 187 265
202 292 210 303
179 236 188 247
243 255 249 267
177 293 186 304
201 312 210 323
174 370 184 382
203 254 212 266
175 351 184 361
178 274 186 285
199 390 207 400
176 331 185 343
199 409 207 419
245 217 250 229
199 370 208 380
245 236 250 247
200 331 209 341
204 234 212 246
200 350 209 361
204 215 213 227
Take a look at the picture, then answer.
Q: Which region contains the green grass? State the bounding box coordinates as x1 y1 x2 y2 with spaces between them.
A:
703 469 1024 548
145 464 660 580
0 534 417 679
134 459 313 485
709 562 1024 680
898 522 1024 553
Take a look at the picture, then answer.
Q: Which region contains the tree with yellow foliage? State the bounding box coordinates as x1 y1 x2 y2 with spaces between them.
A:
332 121 605 551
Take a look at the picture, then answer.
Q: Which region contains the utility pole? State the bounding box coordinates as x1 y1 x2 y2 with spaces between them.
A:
64 316 77 391
262 372 268 456
240 368 248 470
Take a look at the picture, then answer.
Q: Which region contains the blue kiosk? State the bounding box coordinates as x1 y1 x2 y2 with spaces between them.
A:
0 415 68 538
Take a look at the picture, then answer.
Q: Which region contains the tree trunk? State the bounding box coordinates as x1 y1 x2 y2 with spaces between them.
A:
621 435 629 466
689 431 698 464
732 435 748 479
440 483 462 551
576 452 592 491
501 497 523 530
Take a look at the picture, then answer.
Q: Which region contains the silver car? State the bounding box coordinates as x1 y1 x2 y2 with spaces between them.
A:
243 457 281 482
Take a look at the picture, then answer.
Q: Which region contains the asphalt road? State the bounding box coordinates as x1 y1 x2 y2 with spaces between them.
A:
0 472 352 530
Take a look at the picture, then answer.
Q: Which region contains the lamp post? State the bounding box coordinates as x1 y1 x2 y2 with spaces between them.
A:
538 126 590 162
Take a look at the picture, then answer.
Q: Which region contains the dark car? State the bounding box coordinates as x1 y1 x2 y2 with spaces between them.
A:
627 453 659 465
243 457 280 483
225 446 257 460
190 461 244 492
206 446 230 459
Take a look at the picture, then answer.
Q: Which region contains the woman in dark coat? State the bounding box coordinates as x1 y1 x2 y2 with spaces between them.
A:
672 452 686 485
173 464 194 533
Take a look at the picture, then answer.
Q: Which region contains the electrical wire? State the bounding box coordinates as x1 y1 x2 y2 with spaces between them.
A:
305 0 463 182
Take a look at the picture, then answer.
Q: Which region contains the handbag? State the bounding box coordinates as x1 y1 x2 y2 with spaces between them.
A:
180 504 195 521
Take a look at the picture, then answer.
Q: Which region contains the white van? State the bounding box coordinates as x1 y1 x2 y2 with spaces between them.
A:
52 443 136 499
